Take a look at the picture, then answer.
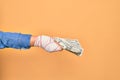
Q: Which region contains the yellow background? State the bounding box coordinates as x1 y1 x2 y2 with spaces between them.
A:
0 0 120 80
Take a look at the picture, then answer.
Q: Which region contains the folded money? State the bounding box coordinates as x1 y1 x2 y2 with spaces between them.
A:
54 37 83 56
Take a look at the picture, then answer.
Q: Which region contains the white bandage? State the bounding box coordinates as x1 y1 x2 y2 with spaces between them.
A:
34 35 62 52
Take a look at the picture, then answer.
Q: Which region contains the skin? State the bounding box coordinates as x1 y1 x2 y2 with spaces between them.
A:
30 36 63 50
30 36 38 46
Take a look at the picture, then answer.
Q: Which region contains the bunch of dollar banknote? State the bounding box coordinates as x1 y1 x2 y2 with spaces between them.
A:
54 37 83 56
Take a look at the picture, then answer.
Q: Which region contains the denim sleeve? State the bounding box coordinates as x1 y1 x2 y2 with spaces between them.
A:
0 31 32 49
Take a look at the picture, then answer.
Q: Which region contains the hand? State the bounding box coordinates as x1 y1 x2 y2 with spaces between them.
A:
31 35 63 52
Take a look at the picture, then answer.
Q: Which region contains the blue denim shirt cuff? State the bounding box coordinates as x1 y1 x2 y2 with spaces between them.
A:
0 31 32 49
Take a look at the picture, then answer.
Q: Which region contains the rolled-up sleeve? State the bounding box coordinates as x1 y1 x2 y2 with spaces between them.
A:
0 31 32 49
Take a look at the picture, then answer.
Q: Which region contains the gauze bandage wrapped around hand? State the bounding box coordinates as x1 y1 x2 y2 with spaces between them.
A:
34 35 62 52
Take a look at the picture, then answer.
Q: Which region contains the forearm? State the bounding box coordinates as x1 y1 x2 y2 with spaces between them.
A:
0 31 31 49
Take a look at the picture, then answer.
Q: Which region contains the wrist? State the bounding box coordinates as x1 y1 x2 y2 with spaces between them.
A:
30 36 38 47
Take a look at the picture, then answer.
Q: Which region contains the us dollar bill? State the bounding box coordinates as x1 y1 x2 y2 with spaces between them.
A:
54 37 83 56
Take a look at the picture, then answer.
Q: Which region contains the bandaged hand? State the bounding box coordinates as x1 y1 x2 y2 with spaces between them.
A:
34 35 62 52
